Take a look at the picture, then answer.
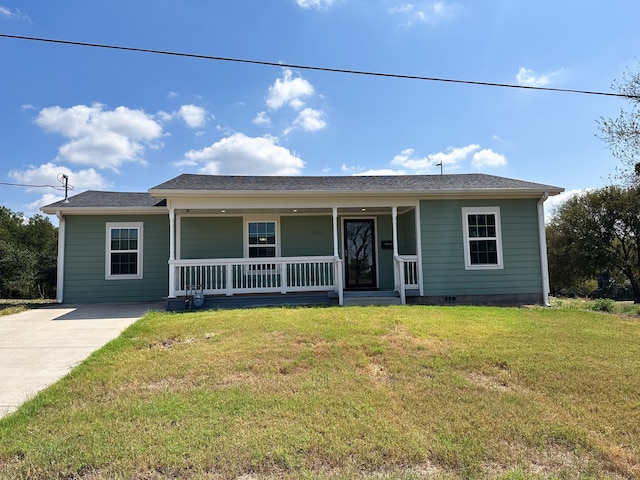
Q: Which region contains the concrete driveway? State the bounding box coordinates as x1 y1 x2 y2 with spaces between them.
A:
0 302 163 419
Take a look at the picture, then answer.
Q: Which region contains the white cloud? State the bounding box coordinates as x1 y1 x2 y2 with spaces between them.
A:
262 70 328 136
0 6 31 22
177 104 208 128
35 104 163 170
354 169 406 176
471 149 507 168
544 188 589 221
181 133 304 175
295 0 336 9
515 66 563 88
389 1 456 26
391 144 480 173
26 193 62 213
253 111 272 126
293 108 327 132
9 162 110 210
266 69 315 110
341 163 406 176
9 162 109 192
158 104 209 128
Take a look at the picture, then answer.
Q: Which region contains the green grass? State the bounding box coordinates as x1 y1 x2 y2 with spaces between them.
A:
0 305 639 479
0 299 57 316
549 296 640 315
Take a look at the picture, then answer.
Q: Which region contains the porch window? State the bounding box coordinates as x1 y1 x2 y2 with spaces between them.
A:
248 221 277 258
461 207 503 270
105 222 143 279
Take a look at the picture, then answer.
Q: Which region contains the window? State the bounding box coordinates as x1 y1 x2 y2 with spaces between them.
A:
462 207 503 270
247 221 277 258
106 222 143 279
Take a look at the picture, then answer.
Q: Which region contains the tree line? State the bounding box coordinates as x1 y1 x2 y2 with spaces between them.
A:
0 206 57 299
548 65 640 303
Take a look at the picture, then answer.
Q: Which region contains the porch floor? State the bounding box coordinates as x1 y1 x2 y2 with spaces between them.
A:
166 289 420 312
166 291 334 312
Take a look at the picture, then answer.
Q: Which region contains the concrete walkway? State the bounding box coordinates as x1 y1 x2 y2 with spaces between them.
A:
0 302 163 419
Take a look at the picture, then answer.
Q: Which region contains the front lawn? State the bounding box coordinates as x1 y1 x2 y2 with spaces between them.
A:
0 306 638 479
0 299 57 316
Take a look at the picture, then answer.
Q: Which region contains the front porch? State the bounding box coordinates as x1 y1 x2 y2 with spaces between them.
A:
165 202 424 310
166 254 420 310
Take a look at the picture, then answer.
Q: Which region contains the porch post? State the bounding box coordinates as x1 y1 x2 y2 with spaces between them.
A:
332 207 343 306
392 206 399 291
392 206 406 305
392 206 399 257
332 207 339 257
168 208 176 298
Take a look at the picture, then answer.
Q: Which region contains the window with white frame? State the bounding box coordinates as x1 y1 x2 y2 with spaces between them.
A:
247 221 277 258
462 207 503 270
106 222 143 279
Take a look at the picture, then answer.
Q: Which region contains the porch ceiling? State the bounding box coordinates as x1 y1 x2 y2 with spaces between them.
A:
178 206 415 215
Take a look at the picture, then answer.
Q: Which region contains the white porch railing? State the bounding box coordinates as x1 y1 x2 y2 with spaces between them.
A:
171 256 339 297
169 254 419 305
394 254 419 305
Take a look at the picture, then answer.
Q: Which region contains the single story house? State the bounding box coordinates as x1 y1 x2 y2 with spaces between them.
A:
41 173 563 309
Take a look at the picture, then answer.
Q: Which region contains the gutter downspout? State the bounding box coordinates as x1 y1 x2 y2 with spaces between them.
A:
55 211 65 303
537 193 551 306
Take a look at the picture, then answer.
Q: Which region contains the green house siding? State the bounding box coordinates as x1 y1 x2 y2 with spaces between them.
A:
420 199 542 296
63 215 169 303
375 215 394 290
180 217 243 259
398 209 417 255
281 215 334 257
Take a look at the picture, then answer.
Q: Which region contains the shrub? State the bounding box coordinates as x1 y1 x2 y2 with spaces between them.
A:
590 298 615 312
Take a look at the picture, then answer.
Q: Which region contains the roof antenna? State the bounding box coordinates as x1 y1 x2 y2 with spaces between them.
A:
436 162 443 175
60 174 69 202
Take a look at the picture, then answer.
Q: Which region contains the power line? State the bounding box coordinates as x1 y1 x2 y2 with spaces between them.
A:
0 182 61 188
0 174 74 193
1 33 635 100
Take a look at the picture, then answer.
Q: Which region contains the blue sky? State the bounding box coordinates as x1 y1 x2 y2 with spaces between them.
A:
1 1 639 219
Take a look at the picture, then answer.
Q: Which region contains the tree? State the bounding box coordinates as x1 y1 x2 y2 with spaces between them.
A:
547 186 640 302
0 207 57 299
597 63 640 184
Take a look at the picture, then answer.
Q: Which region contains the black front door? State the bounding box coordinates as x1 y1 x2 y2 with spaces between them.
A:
344 219 377 289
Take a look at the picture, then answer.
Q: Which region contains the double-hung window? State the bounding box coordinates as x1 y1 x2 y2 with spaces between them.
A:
106 222 143 279
462 207 503 270
247 221 277 258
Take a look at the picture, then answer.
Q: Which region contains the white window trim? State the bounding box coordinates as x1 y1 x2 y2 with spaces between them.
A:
461 207 504 270
105 222 144 280
243 216 281 259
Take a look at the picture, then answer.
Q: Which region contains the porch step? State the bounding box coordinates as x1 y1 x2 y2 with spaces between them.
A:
342 291 402 306
343 296 402 306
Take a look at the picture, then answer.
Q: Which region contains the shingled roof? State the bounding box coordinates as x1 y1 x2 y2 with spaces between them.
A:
149 173 563 194
41 174 563 212
41 191 166 211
